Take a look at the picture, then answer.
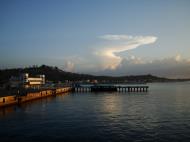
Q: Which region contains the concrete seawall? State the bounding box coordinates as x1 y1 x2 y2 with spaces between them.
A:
0 87 72 108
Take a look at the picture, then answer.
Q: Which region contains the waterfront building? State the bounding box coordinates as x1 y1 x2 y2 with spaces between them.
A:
9 73 45 88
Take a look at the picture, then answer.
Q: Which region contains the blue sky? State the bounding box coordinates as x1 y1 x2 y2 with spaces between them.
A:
0 0 190 78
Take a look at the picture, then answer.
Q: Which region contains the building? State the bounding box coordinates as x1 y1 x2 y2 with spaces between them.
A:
10 73 45 88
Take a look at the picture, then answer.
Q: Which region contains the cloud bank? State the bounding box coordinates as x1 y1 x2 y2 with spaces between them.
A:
62 34 189 78
99 54 190 79
95 34 157 69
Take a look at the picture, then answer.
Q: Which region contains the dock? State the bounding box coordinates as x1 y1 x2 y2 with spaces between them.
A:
0 87 72 108
74 85 149 92
0 85 149 108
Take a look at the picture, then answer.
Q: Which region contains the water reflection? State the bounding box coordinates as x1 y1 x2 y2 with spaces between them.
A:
0 105 17 117
101 93 122 114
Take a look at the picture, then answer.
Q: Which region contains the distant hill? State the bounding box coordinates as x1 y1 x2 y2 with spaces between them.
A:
0 65 187 84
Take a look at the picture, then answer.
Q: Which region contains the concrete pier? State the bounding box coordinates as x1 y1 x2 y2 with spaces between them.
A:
117 86 148 92
74 85 149 92
74 87 91 92
0 87 72 107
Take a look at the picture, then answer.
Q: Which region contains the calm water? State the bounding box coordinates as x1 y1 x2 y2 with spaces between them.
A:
1 82 190 142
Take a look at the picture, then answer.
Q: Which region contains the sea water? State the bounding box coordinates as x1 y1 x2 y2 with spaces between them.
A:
0 82 190 142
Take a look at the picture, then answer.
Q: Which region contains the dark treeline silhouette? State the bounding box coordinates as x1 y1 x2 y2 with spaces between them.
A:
0 65 188 84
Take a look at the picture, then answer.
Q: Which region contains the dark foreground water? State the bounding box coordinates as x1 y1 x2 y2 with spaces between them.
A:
1 82 190 142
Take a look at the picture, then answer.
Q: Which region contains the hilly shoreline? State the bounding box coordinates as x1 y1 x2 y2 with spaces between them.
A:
0 65 189 84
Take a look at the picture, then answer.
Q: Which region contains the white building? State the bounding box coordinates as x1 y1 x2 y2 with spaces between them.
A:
10 73 45 88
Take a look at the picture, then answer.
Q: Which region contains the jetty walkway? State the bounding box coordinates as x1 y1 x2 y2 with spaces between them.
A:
0 84 149 108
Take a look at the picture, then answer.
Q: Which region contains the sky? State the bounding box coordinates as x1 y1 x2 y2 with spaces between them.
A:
0 0 190 78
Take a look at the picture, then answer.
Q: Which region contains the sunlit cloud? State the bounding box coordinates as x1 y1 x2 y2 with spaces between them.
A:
61 35 189 79
99 54 190 79
99 34 133 40
95 34 157 69
64 61 75 72
175 53 181 62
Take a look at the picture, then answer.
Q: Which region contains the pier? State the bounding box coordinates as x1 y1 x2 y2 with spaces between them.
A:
0 87 72 108
0 85 149 108
74 85 149 92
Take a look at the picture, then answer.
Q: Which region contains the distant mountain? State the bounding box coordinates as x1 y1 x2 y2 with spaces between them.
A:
0 65 188 84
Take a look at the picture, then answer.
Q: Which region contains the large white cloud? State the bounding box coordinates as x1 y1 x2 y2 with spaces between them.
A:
62 34 157 72
95 34 157 69
61 34 190 78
